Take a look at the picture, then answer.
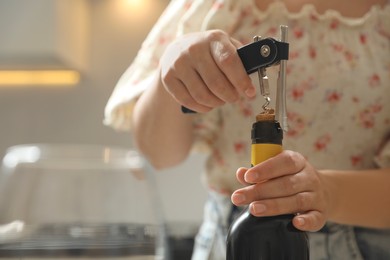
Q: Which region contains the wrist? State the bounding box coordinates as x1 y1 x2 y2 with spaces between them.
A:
318 169 339 223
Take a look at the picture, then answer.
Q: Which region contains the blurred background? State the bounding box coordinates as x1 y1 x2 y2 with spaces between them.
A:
0 0 206 230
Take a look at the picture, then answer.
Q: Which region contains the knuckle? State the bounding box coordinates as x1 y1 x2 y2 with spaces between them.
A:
208 32 236 66
283 175 298 193
206 29 227 41
283 150 305 170
237 76 253 91
252 183 264 200
185 100 201 110
187 43 203 56
310 174 321 188
191 90 207 103
210 83 239 103
217 47 236 66
208 78 226 92
161 69 175 85
295 193 308 212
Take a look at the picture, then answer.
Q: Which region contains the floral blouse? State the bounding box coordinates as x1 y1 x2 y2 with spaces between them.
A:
105 0 390 193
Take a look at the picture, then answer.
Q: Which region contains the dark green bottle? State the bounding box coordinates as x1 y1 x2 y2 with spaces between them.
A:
226 118 309 259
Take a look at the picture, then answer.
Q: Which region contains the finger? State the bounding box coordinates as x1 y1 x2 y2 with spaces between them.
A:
235 167 250 186
293 211 326 232
249 192 316 217
235 167 318 206
209 35 256 98
230 37 244 48
163 54 225 109
195 55 240 103
182 67 226 107
163 77 212 113
244 150 306 183
244 171 322 208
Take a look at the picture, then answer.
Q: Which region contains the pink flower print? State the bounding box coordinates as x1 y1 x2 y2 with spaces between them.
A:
314 134 332 151
212 2 224 10
359 34 367 45
350 154 363 166
234 142 246 154
331 44 358 67
184 2 192 10
290 78 315 102
357 103 382 129
325 90 342 104
286 64 292 75
252 19 261 27
309 46 317 59
151 58 159 68
237 99 253 117
240 6 253 17
352 96 360 104
291 87 304 101
241 107 253 117
359 111 374 128
212 148 225 166
330 19 340 29
286 111 306 138
310 13 319 21
130 78 140 85
344 50 356 64
370 103 382 113
368 73 381 88
376 21 390 40
158 35 171 45
331 43 344 52
267 26 278 37
293 27 304 39
289 51 300 60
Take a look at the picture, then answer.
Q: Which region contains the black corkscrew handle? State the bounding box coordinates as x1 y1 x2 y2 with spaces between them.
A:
181 37 289 113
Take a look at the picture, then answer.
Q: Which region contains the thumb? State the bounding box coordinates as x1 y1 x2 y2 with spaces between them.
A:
292 211 327 232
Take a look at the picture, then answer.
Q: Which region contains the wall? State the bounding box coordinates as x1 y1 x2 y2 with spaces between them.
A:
0 0 206 224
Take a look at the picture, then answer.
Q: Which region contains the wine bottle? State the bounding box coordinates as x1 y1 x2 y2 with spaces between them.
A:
226 114 309 259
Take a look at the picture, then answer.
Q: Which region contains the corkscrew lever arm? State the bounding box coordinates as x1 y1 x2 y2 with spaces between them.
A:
275 25 289 132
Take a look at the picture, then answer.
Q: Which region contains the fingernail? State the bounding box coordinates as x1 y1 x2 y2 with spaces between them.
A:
253 204 266 214
296 217 305 226
232 193 245 204
245 87 256 98
244 171 258 183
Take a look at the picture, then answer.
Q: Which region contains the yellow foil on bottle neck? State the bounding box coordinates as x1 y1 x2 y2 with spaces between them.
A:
251 143 283 166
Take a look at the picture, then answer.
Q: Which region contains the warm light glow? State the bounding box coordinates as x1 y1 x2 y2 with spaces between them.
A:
0 70 80 87
123 0 144 8
114 0 153 19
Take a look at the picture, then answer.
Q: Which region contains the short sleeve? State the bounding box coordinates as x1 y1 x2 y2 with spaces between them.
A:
104 0 193 131
103 0 238 131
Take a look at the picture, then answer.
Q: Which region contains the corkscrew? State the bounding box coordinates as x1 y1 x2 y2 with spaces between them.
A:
183 25 289 131
238 25 289 131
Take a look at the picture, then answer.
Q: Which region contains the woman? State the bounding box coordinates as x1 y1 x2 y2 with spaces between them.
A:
105 0 390 258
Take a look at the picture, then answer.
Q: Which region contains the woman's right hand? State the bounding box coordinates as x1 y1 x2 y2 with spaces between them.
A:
160 30 257 113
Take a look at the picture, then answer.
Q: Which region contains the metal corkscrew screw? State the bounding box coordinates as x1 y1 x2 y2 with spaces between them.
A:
251 25 289 131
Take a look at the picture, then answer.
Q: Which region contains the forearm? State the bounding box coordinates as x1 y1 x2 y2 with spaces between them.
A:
132 71 194 169
322 167 390 229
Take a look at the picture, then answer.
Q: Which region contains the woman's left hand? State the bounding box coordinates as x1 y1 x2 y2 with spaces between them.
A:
231 150 331 232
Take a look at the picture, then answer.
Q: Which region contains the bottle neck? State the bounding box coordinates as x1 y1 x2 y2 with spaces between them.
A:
251 120 283 166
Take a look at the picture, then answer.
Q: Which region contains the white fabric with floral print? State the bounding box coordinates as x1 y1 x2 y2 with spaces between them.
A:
105 0 390 194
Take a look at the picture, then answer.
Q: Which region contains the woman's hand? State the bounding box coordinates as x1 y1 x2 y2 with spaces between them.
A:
160 30 256 113
231 150 331 232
